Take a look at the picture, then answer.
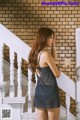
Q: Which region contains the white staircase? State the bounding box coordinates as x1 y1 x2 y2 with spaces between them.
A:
3 60 76 120
0 24 80 120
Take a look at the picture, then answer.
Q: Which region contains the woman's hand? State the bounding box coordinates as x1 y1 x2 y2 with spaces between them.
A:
56 64 61 71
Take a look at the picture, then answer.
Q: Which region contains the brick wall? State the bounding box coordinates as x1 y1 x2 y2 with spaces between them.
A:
0 0 80 115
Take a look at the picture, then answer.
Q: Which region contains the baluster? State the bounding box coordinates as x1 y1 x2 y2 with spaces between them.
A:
0 42 4 104
28 68 32 101
66 94 70 120
17 55 22 97
10 49 14 97
28 68 32 112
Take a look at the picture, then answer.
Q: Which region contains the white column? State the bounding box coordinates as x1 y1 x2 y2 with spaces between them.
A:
76 28 80 119
0 42 4 83
10 49 14 97
66 94 70 120
0 42 4 104
28 68 32 112
17 55 22 97
76 67 80 120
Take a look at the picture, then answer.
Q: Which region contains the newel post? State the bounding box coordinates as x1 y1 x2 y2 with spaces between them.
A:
76 67 80 120
76 28 80 120
0 42 4 104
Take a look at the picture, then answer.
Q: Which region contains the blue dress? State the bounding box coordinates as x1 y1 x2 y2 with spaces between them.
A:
33 51 60 109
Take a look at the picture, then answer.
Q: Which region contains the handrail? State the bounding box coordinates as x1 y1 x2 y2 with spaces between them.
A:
0 24 75 100
0 24 31 61
57 72 75 100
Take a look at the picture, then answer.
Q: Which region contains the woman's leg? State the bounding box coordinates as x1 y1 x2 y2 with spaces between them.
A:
47 107 60 120
35 108 48 120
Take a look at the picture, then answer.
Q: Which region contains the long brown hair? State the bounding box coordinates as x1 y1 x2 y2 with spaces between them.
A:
28 27 56 72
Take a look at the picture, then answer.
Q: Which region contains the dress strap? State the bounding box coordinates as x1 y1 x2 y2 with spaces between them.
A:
37 49 46 67
37 50 43 67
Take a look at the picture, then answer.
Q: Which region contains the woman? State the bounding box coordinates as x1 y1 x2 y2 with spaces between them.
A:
28 27 61 120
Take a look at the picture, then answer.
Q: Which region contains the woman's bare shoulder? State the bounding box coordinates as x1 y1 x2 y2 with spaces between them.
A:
39 50 51 59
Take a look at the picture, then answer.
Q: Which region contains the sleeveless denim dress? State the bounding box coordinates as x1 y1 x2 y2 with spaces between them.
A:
33 50 60 109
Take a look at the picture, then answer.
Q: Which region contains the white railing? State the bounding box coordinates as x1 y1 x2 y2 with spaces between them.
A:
0 24 31 120
0 24 80 120
0 24 31 98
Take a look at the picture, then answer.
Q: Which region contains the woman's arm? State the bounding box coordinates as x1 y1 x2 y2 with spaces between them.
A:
43 51 61 78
